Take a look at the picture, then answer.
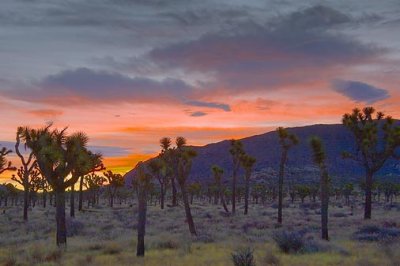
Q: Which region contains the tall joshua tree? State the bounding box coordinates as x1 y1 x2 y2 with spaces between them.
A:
229 139 245 215
175 137 198 236
70 150 101 217
277 127 299 224
160 137 178 207
241 155 256 215
133 162 152 257
104 170 124 207
310 137 330 241
20 125 93 247
14 127 38 221
78 152 104 212
0 147 16 174
149 157 168 209
342 107 400 219
211 165 229 213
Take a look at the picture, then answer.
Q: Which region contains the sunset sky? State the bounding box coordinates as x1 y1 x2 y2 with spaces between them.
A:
1 0 400 183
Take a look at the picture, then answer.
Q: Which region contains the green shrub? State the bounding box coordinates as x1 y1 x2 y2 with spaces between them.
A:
231 247 256 266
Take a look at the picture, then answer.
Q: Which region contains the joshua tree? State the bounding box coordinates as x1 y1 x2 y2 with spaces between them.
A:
13 127 38 220
310 137 330 241
19 125 93 246
133 162 152 257
240 155 256 215
148 157 168 209
175 137 198 236
342 183 354 206
277 127 299 224
160 137 178 207
104 170 124 207
342 107 400 219
211 165 229 213
188 182 201 204
78 152 104 212
229 139 245 215
295 185 311 203
84 173 106 207
0 147 16 174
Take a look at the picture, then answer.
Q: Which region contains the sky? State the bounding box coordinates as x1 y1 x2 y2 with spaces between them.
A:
1 0 400 183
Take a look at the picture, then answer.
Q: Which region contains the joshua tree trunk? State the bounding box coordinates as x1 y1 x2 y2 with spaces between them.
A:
321 170 329 241
220 191 229 213
137 187 147 257
78 175 84 211
43 190 47 208
232 168 237 215
56 189 67 247
160 185 165 209
182 188 197 236
171 177 177 206
278 150 287 224
23 183 29 221
364 170 373 219
70 184 75 218
244 176 250 215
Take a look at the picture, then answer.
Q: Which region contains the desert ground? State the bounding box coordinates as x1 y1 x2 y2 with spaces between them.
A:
1 197 399 266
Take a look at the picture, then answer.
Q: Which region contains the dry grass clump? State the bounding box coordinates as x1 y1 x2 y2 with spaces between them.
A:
231 247 256 266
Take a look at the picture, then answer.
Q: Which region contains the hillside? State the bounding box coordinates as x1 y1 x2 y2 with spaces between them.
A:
124 123 400 185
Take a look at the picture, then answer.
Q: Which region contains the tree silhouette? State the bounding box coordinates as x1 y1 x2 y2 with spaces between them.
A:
277 127 299 224
211 165 229 213
19 125 93 246
240 155 256 215
83 173 106 207
175 137 198 236
104 170 124 207
342 107 400 219
77 152 104 212
0 147 16 174
229 139 245 215
310 137 330 241
14 126 39 220
133 161 152 257
148 157 168 209
160 137 178 207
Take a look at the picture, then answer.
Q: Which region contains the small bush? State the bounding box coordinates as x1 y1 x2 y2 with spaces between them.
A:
3 253 17 266
272 230 328 254
102 242 122 255
156 240 180 249
231 247 256 266
195 233 215 243
353 225 400 242
272 231 305 254
44 248 63 262
263 249 280 266
332 212 348 218
66 218 85 237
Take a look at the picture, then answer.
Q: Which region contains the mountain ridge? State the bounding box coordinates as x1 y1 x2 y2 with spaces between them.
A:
124 123 400 185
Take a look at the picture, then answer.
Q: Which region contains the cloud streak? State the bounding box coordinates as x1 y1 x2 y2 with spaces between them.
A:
332 79 389 104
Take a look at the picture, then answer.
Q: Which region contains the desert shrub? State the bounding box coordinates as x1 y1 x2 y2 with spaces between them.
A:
353 225 400 242
66 218 85 237
195 232 215 243
3 253 17 266
155 239 180 249
272 230 327 254
44 248 63 262
272 231 305 253
332 212 348 218
231 247 256 266
102 242 122 255
263 249 280 266
300 202 320 210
